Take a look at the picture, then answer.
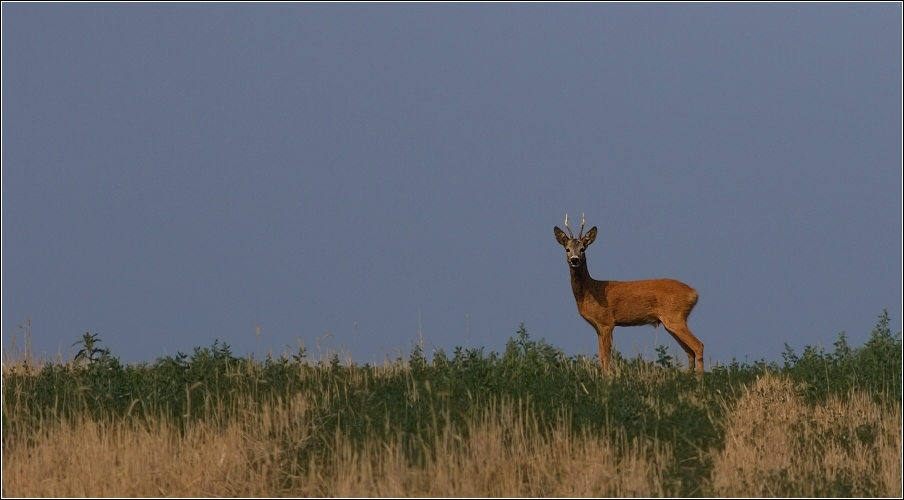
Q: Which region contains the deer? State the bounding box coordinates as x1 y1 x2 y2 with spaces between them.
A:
554 213 704 373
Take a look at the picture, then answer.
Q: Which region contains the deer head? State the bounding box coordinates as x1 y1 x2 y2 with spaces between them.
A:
554 213 598 268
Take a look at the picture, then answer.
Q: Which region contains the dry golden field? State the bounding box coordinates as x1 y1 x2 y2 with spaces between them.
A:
3 372 900 497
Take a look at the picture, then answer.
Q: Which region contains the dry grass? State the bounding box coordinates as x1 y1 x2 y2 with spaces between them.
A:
2 398 672 497
5 377 899 497
711 372 902 497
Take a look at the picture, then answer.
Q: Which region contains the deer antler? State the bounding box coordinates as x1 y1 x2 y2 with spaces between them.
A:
564 213 574 238
579 212 585 239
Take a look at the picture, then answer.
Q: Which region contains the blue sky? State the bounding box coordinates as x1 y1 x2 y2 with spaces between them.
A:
2 3 901 366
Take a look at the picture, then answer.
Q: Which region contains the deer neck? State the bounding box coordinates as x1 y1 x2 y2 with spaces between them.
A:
569 261 597 301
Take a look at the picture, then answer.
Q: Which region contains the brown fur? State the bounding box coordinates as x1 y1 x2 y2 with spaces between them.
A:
554 222 704 373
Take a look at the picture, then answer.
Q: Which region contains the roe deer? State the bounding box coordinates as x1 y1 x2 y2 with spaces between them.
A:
554 214 704 373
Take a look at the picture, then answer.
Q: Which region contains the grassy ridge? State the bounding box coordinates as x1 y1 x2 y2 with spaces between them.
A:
2 311 901 496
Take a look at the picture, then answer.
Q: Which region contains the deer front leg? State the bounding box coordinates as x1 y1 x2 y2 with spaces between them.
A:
595 324 614 372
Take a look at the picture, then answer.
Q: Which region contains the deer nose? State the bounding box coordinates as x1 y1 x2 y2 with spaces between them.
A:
569 256 581 266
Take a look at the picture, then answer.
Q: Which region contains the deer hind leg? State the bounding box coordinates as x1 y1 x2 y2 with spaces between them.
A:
661 318 704 373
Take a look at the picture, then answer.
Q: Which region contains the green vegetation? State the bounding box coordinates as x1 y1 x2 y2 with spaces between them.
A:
3 311 901 497
781 309 901 405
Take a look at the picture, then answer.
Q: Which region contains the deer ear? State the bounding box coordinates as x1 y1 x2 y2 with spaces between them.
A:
582 227 597 246
554 227 569 246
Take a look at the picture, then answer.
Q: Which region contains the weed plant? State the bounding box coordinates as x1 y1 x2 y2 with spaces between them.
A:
2 311 901 497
